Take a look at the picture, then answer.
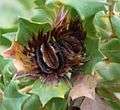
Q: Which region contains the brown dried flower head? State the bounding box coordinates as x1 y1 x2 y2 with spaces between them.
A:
3 8 86 83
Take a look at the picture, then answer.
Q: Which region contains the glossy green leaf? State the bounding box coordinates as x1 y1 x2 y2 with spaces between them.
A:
85 15 96 36
31 80 70 106
17 18 51 46
82 37 103 74
32 0 61 25
0 36 11 47
95 61 120 81
31 8 55 24
3 32 16 42
44 98 67 110
108 100 120 110
0 35 11 55
46 0 106 19
97 79 120 110
111 15 120 39
4 81 22 98
0 27 17 35
99 79 120 93
34 0 46 8
94 11 111 31
21 94 42 110
100 38 120 63
1 82 29 110
0 56 14 86
93 11 112 40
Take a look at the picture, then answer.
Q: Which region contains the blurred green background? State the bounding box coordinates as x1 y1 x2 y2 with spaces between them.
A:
0 0 34 28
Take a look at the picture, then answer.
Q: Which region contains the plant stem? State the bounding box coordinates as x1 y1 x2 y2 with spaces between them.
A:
107 0 117 37
107 0 116 16
0 26 18 34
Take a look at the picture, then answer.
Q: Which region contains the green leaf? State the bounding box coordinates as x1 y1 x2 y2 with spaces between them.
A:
95 61 120 81
116 1 120 13
21 94 42 110
17 77 35 89
44 98 67 110
0 35 11 55
94 11 111 31
31 8 55 24
111 15 120 39
3 32 16 42
0 89 4 103
0 27 17 35
97 79 120 110
0 36 11 47
31 80 70 106
85 15 96 36
1 81 29 110
18 0 35 10
100 38 120 63
34 0 46 8
4 81 23 98
0 83 4 91
108 100 120 110
32 0 60 25
17 18 51 46
0 56 14 86
46 0 106 19
99 79 120 93
93 11 112 40
0 104 7 110
82 37 103 74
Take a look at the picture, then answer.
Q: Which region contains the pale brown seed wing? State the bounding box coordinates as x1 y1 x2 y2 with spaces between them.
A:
41 43 59 69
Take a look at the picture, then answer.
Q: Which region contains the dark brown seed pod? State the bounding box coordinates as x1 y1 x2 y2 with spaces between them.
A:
35 47 52 74
52 42 66 71
62 35 82 53
41 42 59 69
